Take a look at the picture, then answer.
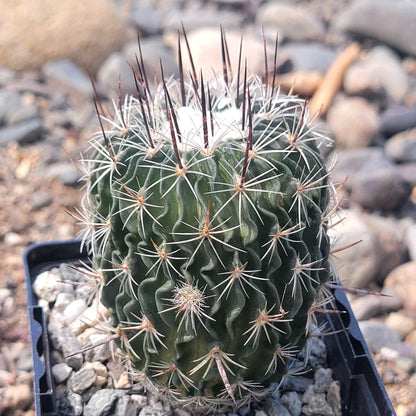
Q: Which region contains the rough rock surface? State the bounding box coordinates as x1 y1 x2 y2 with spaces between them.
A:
0 0 130 74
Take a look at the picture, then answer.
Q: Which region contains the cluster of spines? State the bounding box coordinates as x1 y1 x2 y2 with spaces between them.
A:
69 27 342 412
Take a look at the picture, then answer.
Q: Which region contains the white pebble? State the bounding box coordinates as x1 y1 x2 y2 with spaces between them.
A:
33 270 64 303
63 298 88 324
4 232 23 246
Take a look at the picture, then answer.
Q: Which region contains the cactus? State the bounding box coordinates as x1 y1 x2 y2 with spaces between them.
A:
77 30 337 411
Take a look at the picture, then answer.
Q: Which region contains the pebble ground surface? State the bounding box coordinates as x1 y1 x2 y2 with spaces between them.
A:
1 0 416 415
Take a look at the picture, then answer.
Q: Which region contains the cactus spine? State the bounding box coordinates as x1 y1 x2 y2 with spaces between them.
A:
77 30 337 411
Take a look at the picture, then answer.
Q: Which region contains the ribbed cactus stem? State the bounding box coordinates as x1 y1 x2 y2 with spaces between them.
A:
74 28 338 412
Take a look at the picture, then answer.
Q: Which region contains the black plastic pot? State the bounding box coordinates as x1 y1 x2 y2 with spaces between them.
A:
24 240 396 416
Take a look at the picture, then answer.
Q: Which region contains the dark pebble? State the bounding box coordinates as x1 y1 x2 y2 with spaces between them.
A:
281 375 314 393
397 163 416 187
385 129 416 163
128 5 162 36
350 163 412 211
83 389 119 416
0 117 43 146
44 162 82 186
43 59 92 96
58 391 83 416
380 105 416 137
0 89 22 124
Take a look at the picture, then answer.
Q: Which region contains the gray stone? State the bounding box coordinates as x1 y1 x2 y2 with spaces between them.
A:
0 89 21 124
97 37 179 98
0 67 17 85
16 351 33 372
4 92 39 125
122 38 179 88
30 192 53 211
256 3 325 42
281 375 314 393
83 389 119 416
113 393 142 416
254 411 268 416
49 325 84 370
331 147 387 189
313 368 333 393
96 52 137 98
129 5 162 36
380 286 405 313
43 59 92 95
0 117 43 146
69 368 97 394
351 290 402 322
75 283 97 303
59 263 90 284
397 163 416 187
280 43 336 73
329 209 380 288
361 213 408 283
332 0 416 57
302 397 334 416
359 320 401 353
44 162 82 186
280 391 302 416
385 129 416 163
380 105 416 136
139 404 171 415
83 333 113 363
349 162 411 211
302 337 328 370
302 386 334 416
264 396 292 416
58 392 83 416
238 405 252 416
326 96 379 149
172 409 191 416
53 362 73 384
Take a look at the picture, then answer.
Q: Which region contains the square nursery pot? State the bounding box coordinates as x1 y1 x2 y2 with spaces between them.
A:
24 240 396 416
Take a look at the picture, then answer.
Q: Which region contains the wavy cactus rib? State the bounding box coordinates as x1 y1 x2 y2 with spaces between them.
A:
77 30 337 411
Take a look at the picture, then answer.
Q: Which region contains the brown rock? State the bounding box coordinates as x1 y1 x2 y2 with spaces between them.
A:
274 71 323 95
2 383 33 410
385 312 416 339
328 209 380 289
405 329 416 345
384 262 416 314
361 213 408 284
0 0 130 74
327 96 379 149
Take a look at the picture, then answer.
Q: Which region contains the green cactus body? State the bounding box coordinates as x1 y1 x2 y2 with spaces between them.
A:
79 34 336 411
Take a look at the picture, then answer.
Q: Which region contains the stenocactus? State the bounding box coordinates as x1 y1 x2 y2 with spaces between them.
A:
76 30 337 411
